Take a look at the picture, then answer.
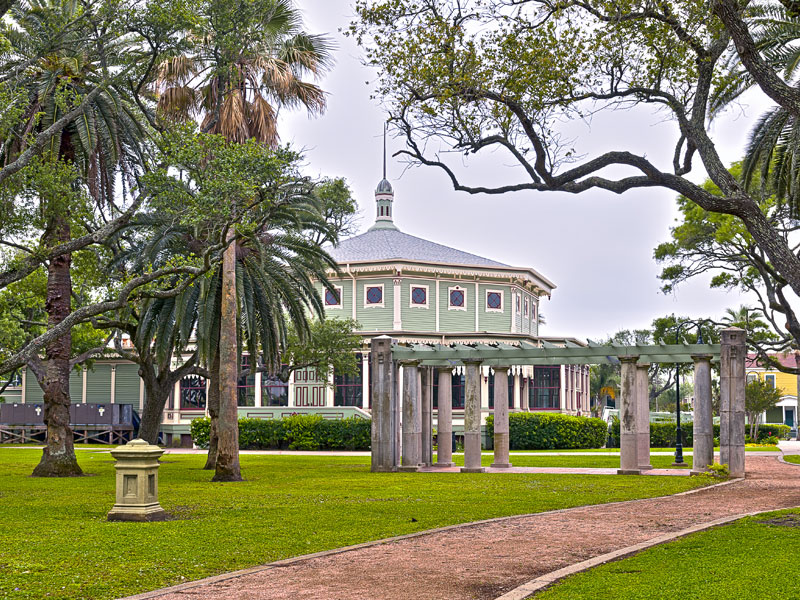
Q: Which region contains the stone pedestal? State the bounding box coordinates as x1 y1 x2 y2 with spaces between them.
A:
370 336 397 472
617 356 641 475
491 367 512 468
636 363 652 471
400 360 422 472
107 439 168 522
461 360 485 473
691 354 714 475
435 368 455 467
720 328 746 478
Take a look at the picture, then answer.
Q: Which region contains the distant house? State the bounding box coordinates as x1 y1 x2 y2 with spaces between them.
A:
746 353 799 435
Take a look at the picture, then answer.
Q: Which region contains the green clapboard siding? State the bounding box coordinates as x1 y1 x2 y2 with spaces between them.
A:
355 278 393 331
478 283 511 332
401 278 435 331
24 369 43 403
765 407 784 424
69 369 83 403
439 281 476 332
114 363 141 406
86 364 112 403
320 279 353 320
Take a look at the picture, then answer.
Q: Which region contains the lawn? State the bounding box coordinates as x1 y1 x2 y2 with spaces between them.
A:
533 509 800 600
783 454 800 465
0 449 711 600
444 453 693 469
502 445 780 453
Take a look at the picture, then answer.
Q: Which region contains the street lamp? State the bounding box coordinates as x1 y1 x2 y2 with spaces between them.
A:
672 320 708 467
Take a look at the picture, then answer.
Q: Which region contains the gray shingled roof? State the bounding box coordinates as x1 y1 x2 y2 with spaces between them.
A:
326 228 510 268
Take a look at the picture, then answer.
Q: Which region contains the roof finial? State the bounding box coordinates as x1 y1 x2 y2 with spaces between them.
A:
383 121 387 180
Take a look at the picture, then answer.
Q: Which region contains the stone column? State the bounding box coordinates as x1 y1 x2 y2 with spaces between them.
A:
720 327 746 478
491 367 512 468
400 360 422 471
421 367 433 467
370 336 396 472
461 359 485 473
636 362 652 471
435 368 455 467
617 356 641 475
691 354 714 475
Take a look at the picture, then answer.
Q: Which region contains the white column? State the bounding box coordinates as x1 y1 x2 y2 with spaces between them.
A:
110 365 116 404
474 283 480 332
393 277 402 330
81 367 87 403
139 377 144 411
362 353 370 408
254 372 262 407
435 279 440 332
21 369 26 403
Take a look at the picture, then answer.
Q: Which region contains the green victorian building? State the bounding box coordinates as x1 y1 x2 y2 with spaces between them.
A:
1 175 590 445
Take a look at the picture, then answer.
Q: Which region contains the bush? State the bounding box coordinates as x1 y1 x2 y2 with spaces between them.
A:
607 418 792 448
189 415 371 451
486 412 607 450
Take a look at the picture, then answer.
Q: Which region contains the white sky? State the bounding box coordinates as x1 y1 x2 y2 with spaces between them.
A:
280 1 773 342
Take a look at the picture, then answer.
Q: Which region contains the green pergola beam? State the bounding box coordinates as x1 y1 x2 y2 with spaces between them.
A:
391 343 720 364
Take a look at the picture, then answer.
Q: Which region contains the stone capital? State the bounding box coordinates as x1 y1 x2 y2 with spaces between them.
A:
492 366 510 373
691 354 713 362
461 358 484 366
398 359 422 367
618 355 640 363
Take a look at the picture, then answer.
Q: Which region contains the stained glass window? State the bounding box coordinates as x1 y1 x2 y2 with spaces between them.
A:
487 291 502 310
450 289 465 307
411 287 427 305
324 288 340 306
366 286 383 304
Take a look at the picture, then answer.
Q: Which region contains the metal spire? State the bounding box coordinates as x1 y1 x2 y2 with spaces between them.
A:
383 121 387 180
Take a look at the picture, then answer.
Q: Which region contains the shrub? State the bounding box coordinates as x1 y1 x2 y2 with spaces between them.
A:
188 415 371 451
607 418 791 448
487 412 607 450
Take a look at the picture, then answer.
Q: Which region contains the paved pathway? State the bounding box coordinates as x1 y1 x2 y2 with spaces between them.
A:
126 454 800 600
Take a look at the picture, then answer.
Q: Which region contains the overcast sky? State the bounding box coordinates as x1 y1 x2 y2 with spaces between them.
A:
280 1 772 342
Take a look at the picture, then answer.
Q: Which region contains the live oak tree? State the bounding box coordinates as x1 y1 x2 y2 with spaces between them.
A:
352 0 800 353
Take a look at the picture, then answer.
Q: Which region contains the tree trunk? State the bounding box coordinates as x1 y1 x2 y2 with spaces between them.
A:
137 368 173 445
213 237 242 481
32 211 82 477
203 350 220 470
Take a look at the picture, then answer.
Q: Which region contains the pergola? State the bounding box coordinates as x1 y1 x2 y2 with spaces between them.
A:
369 328 747 477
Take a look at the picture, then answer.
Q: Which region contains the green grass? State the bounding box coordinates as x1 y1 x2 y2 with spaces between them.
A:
534 509 800 600
503 446 780 453
783 454 800 464
0 449 712 600
445 454 693 469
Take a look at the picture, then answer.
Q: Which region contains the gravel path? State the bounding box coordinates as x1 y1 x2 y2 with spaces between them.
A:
132 456 800 600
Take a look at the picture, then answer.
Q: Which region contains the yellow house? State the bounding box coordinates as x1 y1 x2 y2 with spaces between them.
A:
746 353 799 434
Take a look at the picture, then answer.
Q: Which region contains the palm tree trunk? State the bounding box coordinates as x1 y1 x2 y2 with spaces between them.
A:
213 236 242 481
204 349 220 470
32 212 82 477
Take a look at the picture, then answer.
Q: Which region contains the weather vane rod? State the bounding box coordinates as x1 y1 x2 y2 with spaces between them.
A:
383 121 387 180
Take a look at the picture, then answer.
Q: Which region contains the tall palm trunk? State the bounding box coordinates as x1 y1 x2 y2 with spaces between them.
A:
213 235 242 481
32 211 82 476
203 348 221 469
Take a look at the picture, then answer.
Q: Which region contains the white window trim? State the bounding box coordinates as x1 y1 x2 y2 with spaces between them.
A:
363 284 385 308
409 284 430 309
485 289 504 313
448 285 467 311
524 296 529 317
515 293 521 314
324 285 343 310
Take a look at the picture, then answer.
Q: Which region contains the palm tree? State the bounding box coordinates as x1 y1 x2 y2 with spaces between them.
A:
0 0 149 476
152 0 331 481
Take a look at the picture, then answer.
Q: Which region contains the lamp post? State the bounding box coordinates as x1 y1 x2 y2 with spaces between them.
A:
672 321 690 466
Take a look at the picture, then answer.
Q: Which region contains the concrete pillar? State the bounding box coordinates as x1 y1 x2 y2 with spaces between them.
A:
461 359 485 473
491 367 512 468
435 368 455 467
691 354 714 474
421 367 433 466
720 328 746 478
370 336 397 472
400 360 422 471
636 362 652 471
617 356 641 475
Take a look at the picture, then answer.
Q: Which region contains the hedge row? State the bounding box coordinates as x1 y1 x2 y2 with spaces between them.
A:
606 418 791 448
190 414 371 451
486 412 608 450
